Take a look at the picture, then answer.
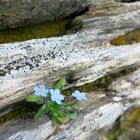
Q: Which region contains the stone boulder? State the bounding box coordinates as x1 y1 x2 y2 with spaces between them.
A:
0 0 140 140
0 0 88 30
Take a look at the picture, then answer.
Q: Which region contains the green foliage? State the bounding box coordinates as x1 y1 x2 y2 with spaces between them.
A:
65 113 77 120
25 94 42 102
26 77 85 124
35 104 48 120
54 77 67 91
65 106 72 111
73 102 81 111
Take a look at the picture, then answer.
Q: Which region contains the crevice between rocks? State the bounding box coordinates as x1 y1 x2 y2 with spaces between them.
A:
0 67 137 124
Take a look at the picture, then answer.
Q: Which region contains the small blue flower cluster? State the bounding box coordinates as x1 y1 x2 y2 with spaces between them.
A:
34 85 86 104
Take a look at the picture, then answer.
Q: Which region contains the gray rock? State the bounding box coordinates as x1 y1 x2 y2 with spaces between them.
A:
0 91 129 140
99 105 140 140
0 1 140 139
0 0 88 29
0 0 140 113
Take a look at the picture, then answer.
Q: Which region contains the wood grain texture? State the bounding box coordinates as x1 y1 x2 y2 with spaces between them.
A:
0 0 140 111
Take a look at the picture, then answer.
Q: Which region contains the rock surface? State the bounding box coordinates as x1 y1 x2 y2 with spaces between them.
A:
0 90 133 140
0 0 140 140
98 105 140 140
0 0 88 29
0 0 140 112
0 70 140 140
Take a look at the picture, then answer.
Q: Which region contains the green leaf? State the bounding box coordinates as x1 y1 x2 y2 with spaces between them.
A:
25 94 42 102
34 104 48 120
61 102 71 106
54 77 67 91
65 106 72 111
74 102 81 110
57 116 65 123
52 111 65 124
47 101 59 111
66 113 77 120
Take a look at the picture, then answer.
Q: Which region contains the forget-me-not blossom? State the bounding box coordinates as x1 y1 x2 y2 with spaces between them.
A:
72 90 86 101
34 85 49 97
50 89 64 104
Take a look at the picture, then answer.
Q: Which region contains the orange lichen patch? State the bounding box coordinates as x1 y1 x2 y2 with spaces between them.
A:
111 28 140 45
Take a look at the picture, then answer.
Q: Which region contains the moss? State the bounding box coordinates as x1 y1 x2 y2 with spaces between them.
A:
107 107 140 140
0 108 27 123
121 107 140 130
0 19 71 44
0 102 38 123
63 67 136 95
111 28 140 45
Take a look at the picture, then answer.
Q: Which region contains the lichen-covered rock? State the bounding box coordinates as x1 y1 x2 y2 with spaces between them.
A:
0 0 140 139
0 0 140 112
104 106 140 140
0 0 88 29
111 28 140 45
118 107 140 140
109 69 140 93
0 91 130 140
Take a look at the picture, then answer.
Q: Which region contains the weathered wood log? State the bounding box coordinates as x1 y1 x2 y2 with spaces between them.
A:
0 0 140 111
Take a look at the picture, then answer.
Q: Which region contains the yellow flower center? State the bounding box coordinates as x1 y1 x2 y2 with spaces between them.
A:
40 90 44 94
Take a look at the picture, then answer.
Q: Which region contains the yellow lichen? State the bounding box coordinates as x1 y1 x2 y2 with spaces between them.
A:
122 107 140 130
111 28 140 45
108 107 140 140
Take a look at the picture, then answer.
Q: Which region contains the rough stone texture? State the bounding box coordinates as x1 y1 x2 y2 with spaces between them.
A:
117 106 140 140
109 69 140 93
98 105 140 140
0 0 140 139
1 72 140 140
0 91 131 140
0 0 140 112
0 0 88 29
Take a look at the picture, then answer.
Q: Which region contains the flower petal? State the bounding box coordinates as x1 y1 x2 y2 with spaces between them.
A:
81 92 86 96
59 94 64 100
72 92 77 97
40 85 46 90
44 89 50 94
55 89 60 94
50 89 54 95
41 93 47 97
72 90 87 101
34 91 41 96
56 99 61 104
75 90 80 94
34 86 40 92
51 95 56 102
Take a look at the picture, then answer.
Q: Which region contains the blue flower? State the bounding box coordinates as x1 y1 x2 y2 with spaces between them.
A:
50 89 64 104
34 85 49 97
72 90 87 101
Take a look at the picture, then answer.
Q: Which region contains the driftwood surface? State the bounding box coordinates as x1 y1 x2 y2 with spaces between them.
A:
0 0 140 140
0 0 140 112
